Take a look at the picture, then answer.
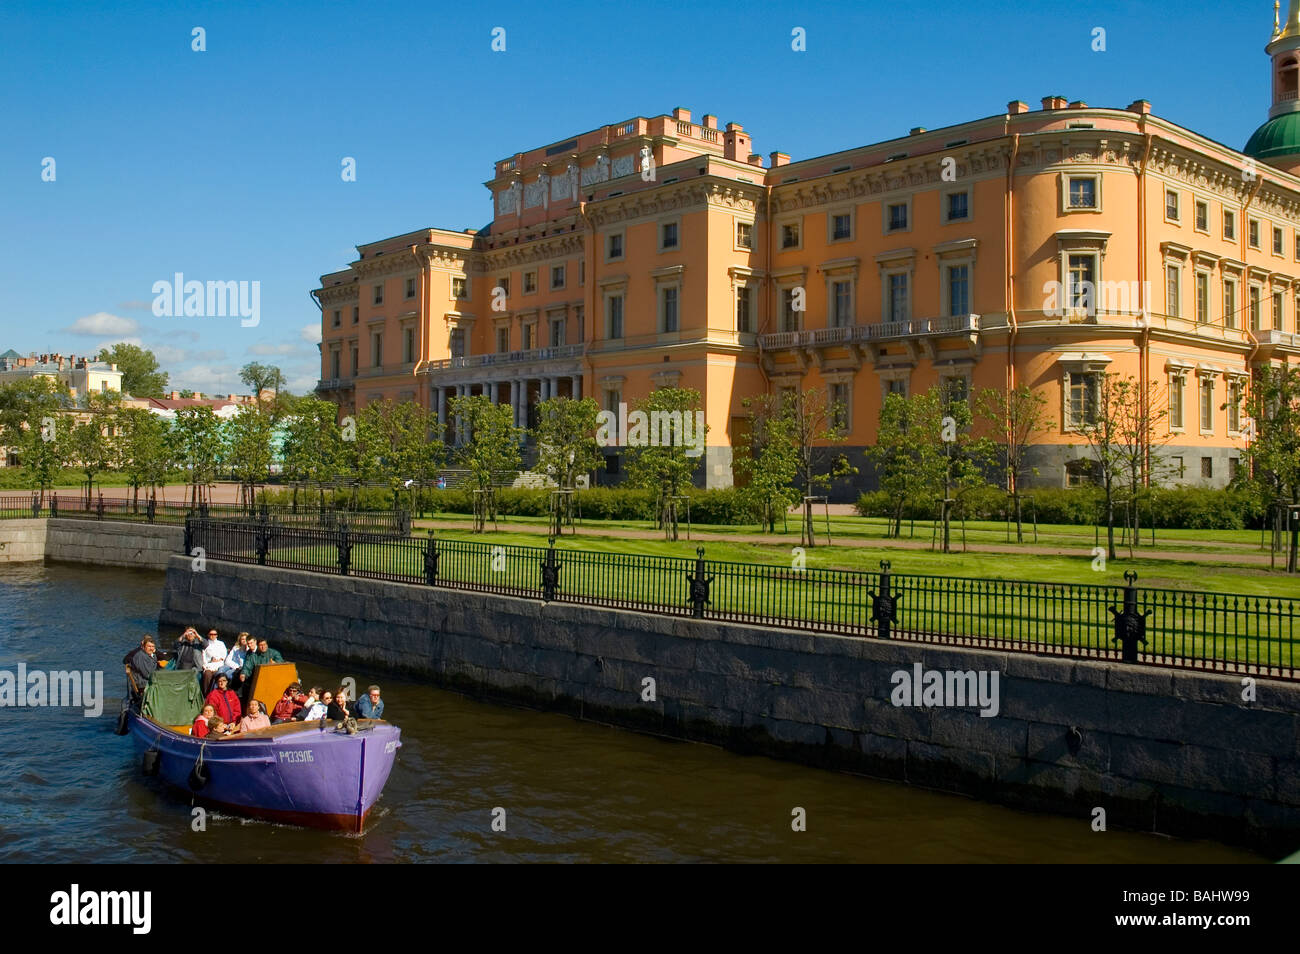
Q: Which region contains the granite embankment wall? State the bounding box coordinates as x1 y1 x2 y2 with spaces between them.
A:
0 519 48 563
158 555 1300 851
44 518 183 571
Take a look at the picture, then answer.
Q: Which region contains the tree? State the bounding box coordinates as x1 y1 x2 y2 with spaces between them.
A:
169 406 225 507
1113 378 1178 552
732 393 800 533
356 399 444 510
224 406 275 510
281 396 347 510
0 378 70 503
914 387 995 554
869 392 923 539
96 343 169 398
787 388 856 547
240 362 286 417
178 389 195 399
1241 365 1300 572
1073 373 1145 561
976 384 1052 542
66 391 122 505
115 407 173 510
621 387 707 541
533 397 605 535
448 395 522 531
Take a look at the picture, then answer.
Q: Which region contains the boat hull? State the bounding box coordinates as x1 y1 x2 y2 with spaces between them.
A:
127 711 401 832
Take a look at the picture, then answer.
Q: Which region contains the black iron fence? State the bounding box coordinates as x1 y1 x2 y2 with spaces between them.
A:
183 519 1297 680
1 493 411 537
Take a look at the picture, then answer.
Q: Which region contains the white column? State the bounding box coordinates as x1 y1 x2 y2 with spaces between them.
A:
570 375 581 400
436 387 446 428
513 379 523 427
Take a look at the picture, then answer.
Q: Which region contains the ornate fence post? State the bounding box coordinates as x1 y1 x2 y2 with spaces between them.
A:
183 516 194 556
96 492 105 520
398 508 411 536
423 530 440 585
540 537 561 602
337 518 353 576
255 511 271 566
30 492 39 518
871 560 900 639
686 546 713 619
1109 570 1150 663
145 496 155 524
49 493 58 518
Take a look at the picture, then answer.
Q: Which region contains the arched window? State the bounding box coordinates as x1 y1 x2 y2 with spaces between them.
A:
1278 56 1299 100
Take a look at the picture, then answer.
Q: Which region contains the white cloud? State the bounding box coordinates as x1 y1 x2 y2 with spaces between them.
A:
300 323 322 344
152 345 189 364
246 342 299 356
286 372 318 394
95 337 144 352
173 364 242 395
65 312 139 336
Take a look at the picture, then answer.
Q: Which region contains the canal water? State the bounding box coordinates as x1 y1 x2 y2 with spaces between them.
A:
0 562 1264 863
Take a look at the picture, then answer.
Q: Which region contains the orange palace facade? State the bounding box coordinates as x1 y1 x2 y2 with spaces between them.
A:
317 10 1300 496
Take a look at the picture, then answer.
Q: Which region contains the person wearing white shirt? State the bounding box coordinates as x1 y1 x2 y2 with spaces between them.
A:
201 628 228 695
222 632 249 687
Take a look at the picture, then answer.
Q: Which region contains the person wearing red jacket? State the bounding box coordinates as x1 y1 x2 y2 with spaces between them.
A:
206 673 241 725
271 685 301 724
193 704 216 738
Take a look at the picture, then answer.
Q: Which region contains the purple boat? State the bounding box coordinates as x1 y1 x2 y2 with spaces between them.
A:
119 666 401 832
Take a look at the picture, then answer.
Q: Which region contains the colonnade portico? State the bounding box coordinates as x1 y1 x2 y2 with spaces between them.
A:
429 372 583 444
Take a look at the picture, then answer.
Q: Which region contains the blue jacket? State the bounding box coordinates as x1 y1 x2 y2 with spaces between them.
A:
356 696 384 719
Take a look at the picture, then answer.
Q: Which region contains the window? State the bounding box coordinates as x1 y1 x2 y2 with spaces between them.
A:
449 327 465 359
1165 190 1179 221
829 382 850 431
1068 176 1097 209
736 221 753 249
371 332 382 367
830 280 852 327
352 306 359 324
1224 278 1238 328
888 273 909 321
405 277 417 299
551 265 565 290
452 277 467 300
1066 458 1099 487
604 388 622 414
946 191 969 222
373 284 384 305
1250 285 1262 330
781 287 800 332
1295 232 1300 261
607 233 624 260
1067 254 1096 311
330 351 340 379
1169 374 1185 429
1195 273 1208 323
1249 218 1260 249
661 286 679 332
1195 200 1208 232
1275 226 1285 255
1224 209 1235 240
781 222 800 249
1172 456 1184 479
496 327 509 353
521 323 533 351
350 347 358 376
947 264 970 316
660 221 679 250
886 378 908 398
523 271 537 294
1166 265 1180 317
332 309 341 328
736 285 753 333
607 294 624 338
403 327 415 364
941 375 969 407
579 261 584 285
550 318 565 347
887 202 908 232
1068 371 1100 427
497 276 510 297
1229 458 1241 481
1201 456 1213 479
1199 377 1214 432
831 212 852 241
1274 291 1284 331
1227 379 1242 432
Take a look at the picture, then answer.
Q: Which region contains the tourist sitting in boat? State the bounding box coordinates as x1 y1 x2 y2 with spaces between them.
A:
125 636 158 696
271 684 302 724
206 717 240 739
296 688 326 721
223 633 250 687
193 704 217 738
240 637 284 683
238 699 271 734
200 628 227 695
326 687 351 721
174 628 207 675
355 685 384 720
206 674 241 725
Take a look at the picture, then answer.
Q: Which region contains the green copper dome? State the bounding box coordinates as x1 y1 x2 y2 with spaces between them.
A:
1244 112 1300 160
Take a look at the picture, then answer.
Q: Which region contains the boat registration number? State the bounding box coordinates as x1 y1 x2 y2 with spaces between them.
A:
278 750 314 763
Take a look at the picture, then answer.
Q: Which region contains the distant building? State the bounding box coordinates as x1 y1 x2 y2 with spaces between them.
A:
0 352 123 401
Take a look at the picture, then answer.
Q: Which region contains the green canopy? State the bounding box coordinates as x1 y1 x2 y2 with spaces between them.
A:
142 669 202 726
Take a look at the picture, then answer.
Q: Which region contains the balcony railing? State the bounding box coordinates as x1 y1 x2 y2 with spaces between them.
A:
758 314 980 350
420 343 586 373
315 377 354 391
1257 328 1300 348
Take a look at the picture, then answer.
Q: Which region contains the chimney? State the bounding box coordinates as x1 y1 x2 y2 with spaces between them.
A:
747 154 764 167
1127 99 1152 115
909 126 927 136
672 107 692 123
702 113 718 129
1068 100 1088 109
1041 95 1068 111
724 122 749 161
769 151 790 167
1007 100 1029 114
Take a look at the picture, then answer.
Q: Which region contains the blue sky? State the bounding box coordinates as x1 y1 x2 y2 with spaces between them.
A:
0 0 1279 395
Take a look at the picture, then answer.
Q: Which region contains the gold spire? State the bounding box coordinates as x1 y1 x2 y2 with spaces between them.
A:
1282 0 1300 40
1276 1 1282 37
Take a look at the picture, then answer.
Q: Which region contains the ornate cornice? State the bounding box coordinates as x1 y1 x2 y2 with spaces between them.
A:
585 179 762 228
315 283 359 305
482 233 585 271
